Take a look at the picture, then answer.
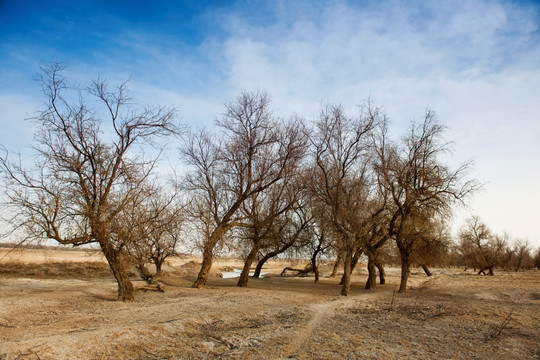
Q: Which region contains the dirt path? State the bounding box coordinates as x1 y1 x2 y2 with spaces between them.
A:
283 296 360 359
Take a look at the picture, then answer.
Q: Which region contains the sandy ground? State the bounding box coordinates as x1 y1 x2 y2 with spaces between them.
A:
0 248 539 359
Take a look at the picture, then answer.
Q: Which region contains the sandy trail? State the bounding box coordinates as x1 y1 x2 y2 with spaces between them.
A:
283 299 341 358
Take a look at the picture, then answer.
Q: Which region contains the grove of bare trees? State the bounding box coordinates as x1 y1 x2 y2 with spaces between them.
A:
455 216 535 274
2 66 538 302
180 90 307 289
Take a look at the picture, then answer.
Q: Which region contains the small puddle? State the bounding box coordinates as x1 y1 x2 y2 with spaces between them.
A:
221 268 267 279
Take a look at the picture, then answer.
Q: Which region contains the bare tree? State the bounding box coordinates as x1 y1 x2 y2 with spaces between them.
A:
309 102 380 295
361 198 391 289
235 177 304 287
0 64 179 301
305 207 334 283
509 238 532 271
375 110 477 292
181 90 307 289
123 184 186 286
458 216 508 276
251 205 312 278
411 222 452 276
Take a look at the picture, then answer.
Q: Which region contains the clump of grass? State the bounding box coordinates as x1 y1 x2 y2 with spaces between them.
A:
196 318 238 350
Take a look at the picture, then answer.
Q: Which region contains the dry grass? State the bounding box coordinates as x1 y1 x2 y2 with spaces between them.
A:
0 261 114 279
0 249 539 359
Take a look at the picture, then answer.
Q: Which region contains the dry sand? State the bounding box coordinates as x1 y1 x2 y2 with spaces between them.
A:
0 248 539 359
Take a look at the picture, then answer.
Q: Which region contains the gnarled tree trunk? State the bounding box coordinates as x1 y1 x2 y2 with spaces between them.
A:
253 240 296 278
339 249 361 285
237 241 261 287
253 256 269 278
193 225 230 289
399 252 410 293
330 253 342 278
311 242 324 283
365 258 377 289
192 242 215 289
136 263 155 284
340 250 353 296
102 242 134 302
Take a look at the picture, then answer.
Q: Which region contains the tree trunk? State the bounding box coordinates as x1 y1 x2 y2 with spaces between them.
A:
154 259 163 278
376 262 386 284
421 264 432 277
311 252 320 283
398 252 410 293
253 238 297 278
101 242 134 302
339 249 360 285
340 250 353 296
253 249 280 278
339 271 346 285
237 241 261 287
330 253 342 278
193 225 229 289
253 257 267 278
192 243 214 289
365 258 377 289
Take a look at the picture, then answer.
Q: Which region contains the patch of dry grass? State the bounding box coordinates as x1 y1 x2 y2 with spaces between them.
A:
1 249 539 359
0 261 132 279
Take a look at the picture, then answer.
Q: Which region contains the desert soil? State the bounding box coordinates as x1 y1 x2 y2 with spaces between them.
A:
0 248 539 359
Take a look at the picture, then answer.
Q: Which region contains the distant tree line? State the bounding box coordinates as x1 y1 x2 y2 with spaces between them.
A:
1 65 537 302
449 216 538 274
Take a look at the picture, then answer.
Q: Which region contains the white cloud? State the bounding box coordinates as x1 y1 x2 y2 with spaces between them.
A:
210 0 540 246
1 0 539 246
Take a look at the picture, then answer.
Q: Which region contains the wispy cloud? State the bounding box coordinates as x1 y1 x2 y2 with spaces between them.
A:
0 0 539 244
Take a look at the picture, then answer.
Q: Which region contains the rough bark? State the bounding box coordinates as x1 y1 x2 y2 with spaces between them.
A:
365 258 377 289
192 241 216 289
330 253 342 278
339 250 360 285
237 241 261 287
193 224 230 289
399 252 410 293
340 250 353 296
102 242 134 302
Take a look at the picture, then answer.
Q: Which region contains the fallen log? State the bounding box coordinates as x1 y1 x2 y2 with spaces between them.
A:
280 265 314 277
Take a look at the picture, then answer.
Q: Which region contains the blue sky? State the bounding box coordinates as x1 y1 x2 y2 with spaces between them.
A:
1 0 540 246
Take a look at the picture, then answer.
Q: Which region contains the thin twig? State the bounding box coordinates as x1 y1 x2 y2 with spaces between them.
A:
387 285 397 311
484 307 514 341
